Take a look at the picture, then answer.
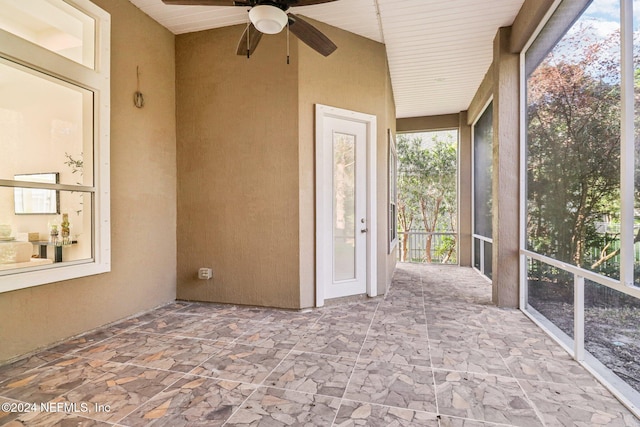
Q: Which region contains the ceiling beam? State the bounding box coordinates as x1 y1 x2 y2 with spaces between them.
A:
396 113 460 133
510 0 555 53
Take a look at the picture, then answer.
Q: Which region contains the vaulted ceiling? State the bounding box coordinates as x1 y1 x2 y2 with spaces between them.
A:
128 0 525 118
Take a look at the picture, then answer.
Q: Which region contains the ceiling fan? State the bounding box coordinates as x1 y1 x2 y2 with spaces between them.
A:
161 0 338 58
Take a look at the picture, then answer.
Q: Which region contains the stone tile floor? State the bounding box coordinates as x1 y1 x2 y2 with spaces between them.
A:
0 263 638 426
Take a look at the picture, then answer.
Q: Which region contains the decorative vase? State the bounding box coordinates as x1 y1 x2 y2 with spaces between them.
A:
61 213 71 246
50 225 59 245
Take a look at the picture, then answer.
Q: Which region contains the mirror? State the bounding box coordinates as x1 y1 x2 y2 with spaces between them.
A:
14 173 60 215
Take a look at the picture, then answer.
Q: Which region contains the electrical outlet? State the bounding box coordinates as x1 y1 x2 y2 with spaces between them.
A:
198 268 213 280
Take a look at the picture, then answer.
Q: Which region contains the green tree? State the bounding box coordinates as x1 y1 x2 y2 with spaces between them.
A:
527 25 621 271
397 132 457 263
397 163 419 261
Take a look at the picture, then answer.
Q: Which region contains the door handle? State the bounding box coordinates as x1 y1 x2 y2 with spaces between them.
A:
361 228 368 233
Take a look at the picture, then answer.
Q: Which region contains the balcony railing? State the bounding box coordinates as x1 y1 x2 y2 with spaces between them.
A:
521 249 640 416
397 231 457 264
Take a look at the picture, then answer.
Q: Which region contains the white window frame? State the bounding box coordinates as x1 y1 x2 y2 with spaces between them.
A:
519 0 640 416
388 129 398 254
0 0 110 293
471 98 493 280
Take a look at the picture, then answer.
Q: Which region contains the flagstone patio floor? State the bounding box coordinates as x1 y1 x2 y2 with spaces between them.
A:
0 263 638 426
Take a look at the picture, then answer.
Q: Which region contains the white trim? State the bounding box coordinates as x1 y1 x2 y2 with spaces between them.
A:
518 0 564 310
456 129 461 266
580 350 640 416
387 129 398 254
471 267 492 284
524 293 640 417
519 44 527 310
522 249 640 299
470 97 493 128
471 109 476 260
519 0 563 56
522 304 575 356
315 104 377 307
574 275 585 362
471 99 493 278
471 234 493 244
519 0 640 417
619 0 634 288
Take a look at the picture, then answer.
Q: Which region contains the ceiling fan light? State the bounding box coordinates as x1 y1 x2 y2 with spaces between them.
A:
249 5 288 35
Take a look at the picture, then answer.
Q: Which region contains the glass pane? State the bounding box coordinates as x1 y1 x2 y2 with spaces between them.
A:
0 0 95 68
473 103 493 239
585 280 640 393
14 173 59 214
333 132 356 281
0 186 92 272
526 0 621 280
0 59 93 187
473 238 481 270
527 258 574 339
634 2 640 287
483 240 492 280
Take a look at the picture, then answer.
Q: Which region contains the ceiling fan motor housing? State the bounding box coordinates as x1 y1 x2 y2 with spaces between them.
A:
249 5 288 34
161 0 337 57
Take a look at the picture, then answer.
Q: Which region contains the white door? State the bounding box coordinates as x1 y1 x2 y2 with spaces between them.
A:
316 105 376 304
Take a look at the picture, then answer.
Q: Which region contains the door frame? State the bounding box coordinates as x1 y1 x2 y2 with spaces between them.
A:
315 104 377 307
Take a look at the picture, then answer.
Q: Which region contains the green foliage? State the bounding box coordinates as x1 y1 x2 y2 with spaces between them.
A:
527 24 621 269
434 234 457 264
64 152 83 179
397 131 457 262
63 152 84 215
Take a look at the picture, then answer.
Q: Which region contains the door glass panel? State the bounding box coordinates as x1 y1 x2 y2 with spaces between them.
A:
333 132 356 281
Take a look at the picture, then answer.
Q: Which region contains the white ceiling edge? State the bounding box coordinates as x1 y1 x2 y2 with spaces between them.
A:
127 0 525 119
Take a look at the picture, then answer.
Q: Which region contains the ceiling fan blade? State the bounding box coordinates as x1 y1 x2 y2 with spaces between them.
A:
288 13 337 57
162 0 245 6
236 23 264 57
161 0 337 7
286 0 338 5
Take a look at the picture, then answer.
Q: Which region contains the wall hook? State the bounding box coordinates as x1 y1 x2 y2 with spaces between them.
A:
134 66 144 108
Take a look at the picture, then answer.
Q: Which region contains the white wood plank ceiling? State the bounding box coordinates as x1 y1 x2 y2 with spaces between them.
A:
128 0 525 118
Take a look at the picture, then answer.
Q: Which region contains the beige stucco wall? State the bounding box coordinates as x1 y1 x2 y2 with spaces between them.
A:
464 0 555 307
175 19 395 309
458 112 472 267
467 65 494 125
384 69 398 290
491 27 520 307
396 114 460 133
298 19 397 305
0 0 177 363
175 26 301 309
